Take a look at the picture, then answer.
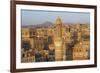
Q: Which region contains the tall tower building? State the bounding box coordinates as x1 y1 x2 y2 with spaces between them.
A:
54 17 63 61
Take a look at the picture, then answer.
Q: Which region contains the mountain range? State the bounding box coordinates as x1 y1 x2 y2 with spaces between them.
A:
21 21 88 28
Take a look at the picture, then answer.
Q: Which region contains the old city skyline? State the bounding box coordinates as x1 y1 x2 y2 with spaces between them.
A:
21 15 90 62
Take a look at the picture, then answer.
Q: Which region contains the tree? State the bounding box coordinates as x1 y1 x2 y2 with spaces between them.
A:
22 41 31 51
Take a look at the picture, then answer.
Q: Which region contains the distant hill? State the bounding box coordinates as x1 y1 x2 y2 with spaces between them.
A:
21 21 54 28
21 21 89 28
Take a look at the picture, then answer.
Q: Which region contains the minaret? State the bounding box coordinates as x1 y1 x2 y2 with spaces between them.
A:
54 17 63 61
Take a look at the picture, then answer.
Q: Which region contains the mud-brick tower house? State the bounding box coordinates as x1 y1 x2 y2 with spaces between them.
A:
53 17 63 61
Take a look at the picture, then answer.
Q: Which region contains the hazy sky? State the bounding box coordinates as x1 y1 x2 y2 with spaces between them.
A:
21 9 90 25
